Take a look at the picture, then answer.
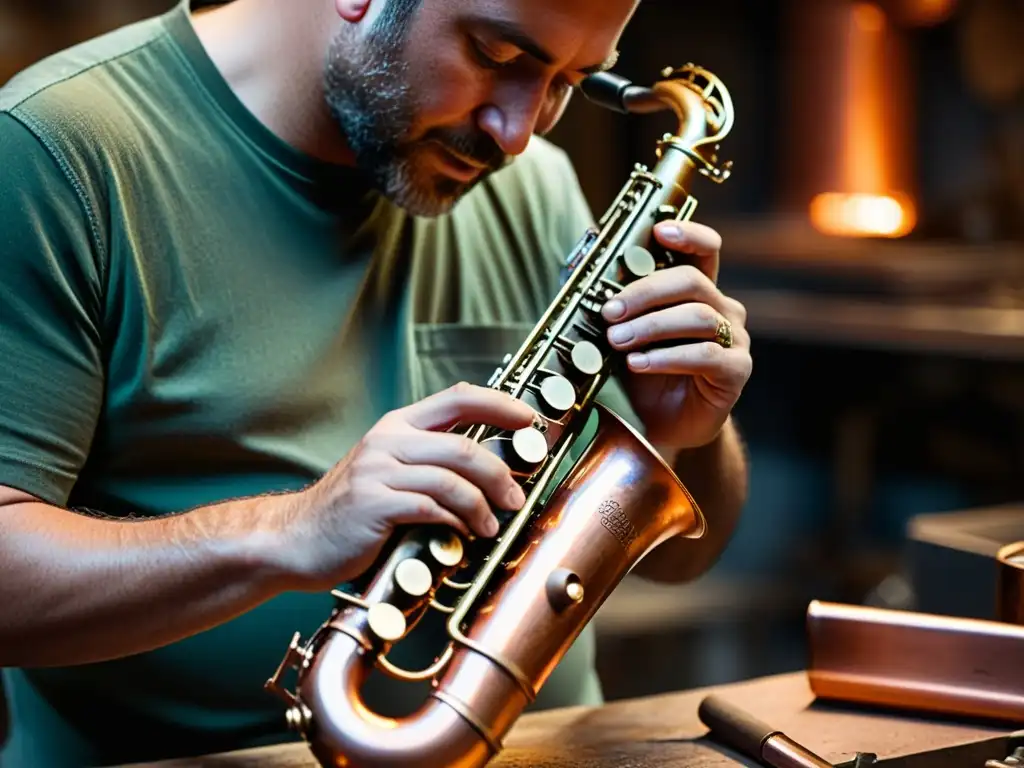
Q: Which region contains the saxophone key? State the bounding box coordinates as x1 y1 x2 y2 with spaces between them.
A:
366 602 407 643
511 426 549 468
656 204 680 222
428 532 465 568
570 340 603 376
623 245 656 278
486 366 504 388
538 374 577 418
393 558 433 597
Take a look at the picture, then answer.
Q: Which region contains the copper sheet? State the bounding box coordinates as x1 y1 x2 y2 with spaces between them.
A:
807 600 1024 723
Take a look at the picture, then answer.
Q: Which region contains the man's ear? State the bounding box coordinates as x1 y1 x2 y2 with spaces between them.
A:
336 0 371 23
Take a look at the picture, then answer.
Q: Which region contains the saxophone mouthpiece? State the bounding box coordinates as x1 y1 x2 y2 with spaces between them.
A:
580 72 665 115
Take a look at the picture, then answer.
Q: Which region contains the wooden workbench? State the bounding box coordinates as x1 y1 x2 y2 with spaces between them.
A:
123 672 1022 767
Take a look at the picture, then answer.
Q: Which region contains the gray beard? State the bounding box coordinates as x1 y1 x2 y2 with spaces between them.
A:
323 29 468 217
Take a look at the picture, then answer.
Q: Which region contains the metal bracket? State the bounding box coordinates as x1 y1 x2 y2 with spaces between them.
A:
264 631 310 707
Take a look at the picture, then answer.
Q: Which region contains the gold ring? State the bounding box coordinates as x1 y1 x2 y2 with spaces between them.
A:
714 317 733 349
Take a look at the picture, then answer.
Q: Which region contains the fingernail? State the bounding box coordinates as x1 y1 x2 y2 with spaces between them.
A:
660 222 687 244
628 352 650 370
507 484 526 510
603 300 626 320
485 515 500 537
609 324 633 344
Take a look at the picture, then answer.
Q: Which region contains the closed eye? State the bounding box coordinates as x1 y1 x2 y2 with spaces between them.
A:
469 37 520 70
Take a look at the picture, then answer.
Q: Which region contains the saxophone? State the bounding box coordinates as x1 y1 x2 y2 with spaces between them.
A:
265 62 735 768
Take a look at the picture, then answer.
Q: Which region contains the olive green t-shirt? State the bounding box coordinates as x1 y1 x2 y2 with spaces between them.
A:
0 1 642 766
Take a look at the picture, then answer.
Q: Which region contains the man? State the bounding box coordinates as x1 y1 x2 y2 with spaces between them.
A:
0 0 753 764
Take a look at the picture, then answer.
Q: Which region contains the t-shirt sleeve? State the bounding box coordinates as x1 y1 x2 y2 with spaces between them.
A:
0 112 105 505
545 144 646 435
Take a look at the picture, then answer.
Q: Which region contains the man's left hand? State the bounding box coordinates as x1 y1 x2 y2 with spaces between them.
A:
601 219 752 454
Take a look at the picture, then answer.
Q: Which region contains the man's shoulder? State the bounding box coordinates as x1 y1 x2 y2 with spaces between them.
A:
0 11 171 145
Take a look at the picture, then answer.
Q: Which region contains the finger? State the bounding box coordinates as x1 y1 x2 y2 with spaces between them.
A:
383 490 474 538
626 342 753 385
653 220 722 282
606 302 724 352
383 465 503 537
375 431 525 516
401 382 537 432
724 295 748 326
601 265 723 324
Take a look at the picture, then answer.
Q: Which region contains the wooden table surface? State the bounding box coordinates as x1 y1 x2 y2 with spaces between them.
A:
123 672 1023 768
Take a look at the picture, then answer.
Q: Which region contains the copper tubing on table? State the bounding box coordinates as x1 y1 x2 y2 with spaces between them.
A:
807 600 1024 723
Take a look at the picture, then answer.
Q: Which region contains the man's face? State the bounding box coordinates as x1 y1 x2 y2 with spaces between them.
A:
323 0 638 216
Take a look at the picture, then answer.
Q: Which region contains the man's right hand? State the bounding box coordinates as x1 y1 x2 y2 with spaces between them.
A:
275 382 537 591
0 381 538 667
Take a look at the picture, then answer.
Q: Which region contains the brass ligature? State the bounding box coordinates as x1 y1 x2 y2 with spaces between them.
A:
266 62 736 768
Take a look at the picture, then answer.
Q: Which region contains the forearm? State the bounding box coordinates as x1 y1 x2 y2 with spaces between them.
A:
634 417 749 583
0 494 296 668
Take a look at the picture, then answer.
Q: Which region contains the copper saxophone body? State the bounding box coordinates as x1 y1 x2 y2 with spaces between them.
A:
265 64 736 768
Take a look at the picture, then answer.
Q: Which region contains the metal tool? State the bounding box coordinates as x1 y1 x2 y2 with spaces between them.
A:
698 694 835 768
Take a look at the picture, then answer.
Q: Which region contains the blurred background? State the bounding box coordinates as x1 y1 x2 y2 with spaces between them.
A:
2 0 1023 730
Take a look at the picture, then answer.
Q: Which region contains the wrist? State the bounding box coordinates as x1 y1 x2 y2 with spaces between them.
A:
201 491 306 594
652 417 731 466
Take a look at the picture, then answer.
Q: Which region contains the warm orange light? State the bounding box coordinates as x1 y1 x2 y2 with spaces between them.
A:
808 2 917 239
809 192 917 238
898 0 957 26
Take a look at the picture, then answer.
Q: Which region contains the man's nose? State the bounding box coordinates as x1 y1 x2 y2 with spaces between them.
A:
477 81 568 157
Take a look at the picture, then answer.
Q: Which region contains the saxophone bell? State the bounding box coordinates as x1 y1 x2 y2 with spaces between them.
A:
265 61 737 768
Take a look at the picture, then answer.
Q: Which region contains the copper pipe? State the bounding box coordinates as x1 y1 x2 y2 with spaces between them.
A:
807 600 1024 722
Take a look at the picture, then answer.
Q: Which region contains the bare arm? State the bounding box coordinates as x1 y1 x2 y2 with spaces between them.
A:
0 485 297 668
0 384 535 670
633 416 749 584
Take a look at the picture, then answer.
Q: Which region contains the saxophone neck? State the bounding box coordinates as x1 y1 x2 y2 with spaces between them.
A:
652 64 735 185
581 63 735 185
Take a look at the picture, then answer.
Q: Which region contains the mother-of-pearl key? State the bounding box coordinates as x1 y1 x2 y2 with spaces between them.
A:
539 374 577 417
623 245 656 278
367 602 407 643
428 532 465 567
394 558 433 597
570 340 603 376
512 426 549 467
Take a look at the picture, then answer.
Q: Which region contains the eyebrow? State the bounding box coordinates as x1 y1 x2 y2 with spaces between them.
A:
471 18 620 76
